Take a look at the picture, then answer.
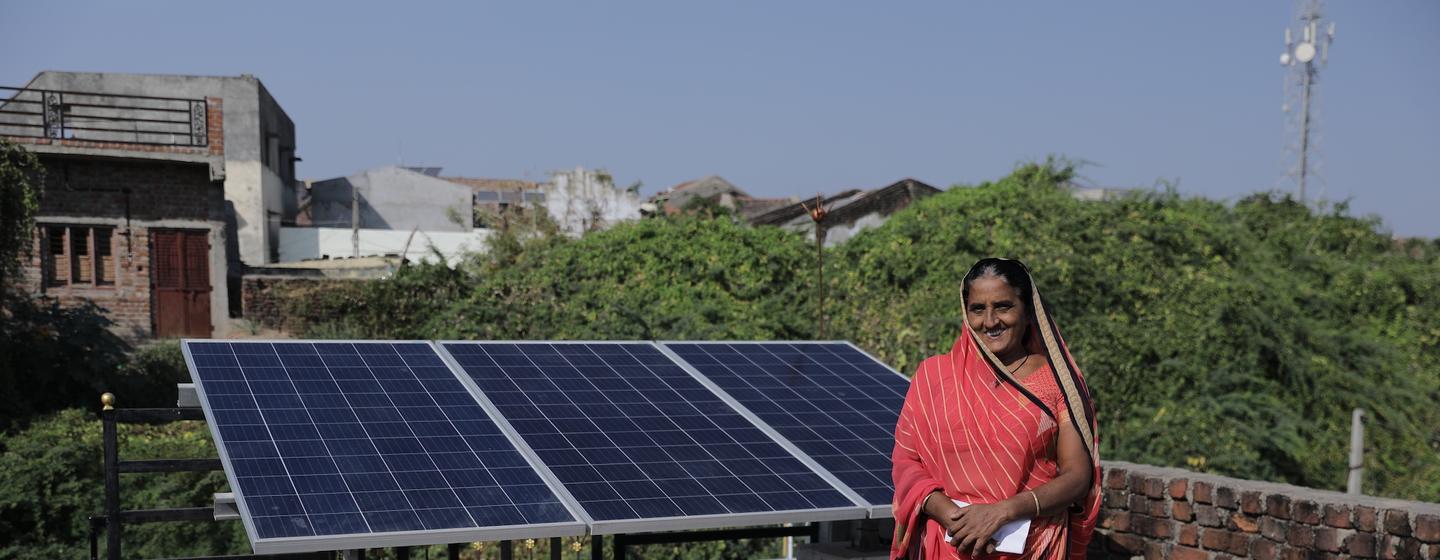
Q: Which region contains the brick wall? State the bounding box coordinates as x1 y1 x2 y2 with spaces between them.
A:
21 155 225 340
241 275 366 334
1093 461 1440 559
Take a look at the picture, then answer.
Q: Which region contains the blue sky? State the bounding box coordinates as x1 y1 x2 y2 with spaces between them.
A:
3 1 1437 236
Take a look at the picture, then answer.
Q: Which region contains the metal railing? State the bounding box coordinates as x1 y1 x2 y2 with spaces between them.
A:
0 85 208 147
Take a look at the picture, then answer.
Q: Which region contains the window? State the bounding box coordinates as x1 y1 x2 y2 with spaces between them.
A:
42 225 115 288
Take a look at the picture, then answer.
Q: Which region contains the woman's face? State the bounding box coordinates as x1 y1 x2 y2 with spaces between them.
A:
966 276 1029 359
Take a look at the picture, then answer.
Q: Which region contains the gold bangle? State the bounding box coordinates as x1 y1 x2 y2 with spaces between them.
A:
1029 490 1041 517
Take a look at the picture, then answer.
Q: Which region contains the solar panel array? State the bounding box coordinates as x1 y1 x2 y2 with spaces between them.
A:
185 341 583 553
662 342 908 514
183 339 910 552
438 342 864 533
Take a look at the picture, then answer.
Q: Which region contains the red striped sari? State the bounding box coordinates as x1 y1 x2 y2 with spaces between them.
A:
891 267 1100 560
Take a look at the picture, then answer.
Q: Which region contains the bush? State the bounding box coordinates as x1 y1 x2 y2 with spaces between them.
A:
0 409 245 560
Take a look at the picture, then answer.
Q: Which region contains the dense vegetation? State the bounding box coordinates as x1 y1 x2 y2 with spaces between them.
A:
290 162 1439 503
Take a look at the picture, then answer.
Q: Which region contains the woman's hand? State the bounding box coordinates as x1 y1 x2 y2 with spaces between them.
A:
949 502 1019 557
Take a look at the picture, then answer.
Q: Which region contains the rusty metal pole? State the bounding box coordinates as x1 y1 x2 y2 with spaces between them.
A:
806 195 828 339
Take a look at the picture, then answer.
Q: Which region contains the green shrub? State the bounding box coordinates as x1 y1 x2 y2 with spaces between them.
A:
0 409 246 560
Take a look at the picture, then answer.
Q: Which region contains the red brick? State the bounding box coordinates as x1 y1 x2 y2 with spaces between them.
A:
1225 532 1254 556
1174 501 1194 522
1386 510 1413 537
1106 467 1129 490
1287 524 1315 548
1357 506 1378 532
1143 476 1166 499
1348 531 1378 558
1133 514 1174 539
1170 477 1190 500
1230 513 1260 534
1170 545 1212 560
1128 472 1148 495
1266 494 1293 520
1239 491 1264 515
1179 524 1200 547
1415 513 1440 543
1324 504 1353 529
1293 499 1321 525
1103 510 1131 532
1104 489 1127 510
1215 486 1238 509
1194 481 1214 504
1261 517 1289 542
1201 528 1231 551
1250 539 1281 558
1129 494 1150 514
1143 541 1169 560
1315 527 1352 552
1196 505 1225 528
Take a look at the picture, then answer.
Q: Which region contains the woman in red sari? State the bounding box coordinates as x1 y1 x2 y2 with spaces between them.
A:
892 258 1100 559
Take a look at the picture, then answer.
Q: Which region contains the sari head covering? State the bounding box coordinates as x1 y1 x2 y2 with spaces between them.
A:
891 258 1100 559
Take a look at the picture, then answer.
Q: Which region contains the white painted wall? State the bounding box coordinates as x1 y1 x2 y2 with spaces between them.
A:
544 167 642 237
278 227 492 267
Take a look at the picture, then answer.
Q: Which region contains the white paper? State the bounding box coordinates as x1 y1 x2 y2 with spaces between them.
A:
941 499 1031 554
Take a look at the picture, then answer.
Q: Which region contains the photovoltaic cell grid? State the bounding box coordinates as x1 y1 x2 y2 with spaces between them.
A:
440 342 859 526
185 341 577 547
663 342 907 508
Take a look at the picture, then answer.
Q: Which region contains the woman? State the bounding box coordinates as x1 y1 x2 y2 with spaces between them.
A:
892 258 1100 559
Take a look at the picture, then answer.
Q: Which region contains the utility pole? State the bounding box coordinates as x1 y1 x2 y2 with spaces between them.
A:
1347 408 1364 495
351 183 360 258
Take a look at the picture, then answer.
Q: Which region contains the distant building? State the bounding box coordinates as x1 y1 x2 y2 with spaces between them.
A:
651 175 797 220
544 167 643 236
749 178 941 247
0 71 295 338
283 166 485 265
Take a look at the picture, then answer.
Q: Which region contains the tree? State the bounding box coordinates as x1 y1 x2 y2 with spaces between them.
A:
0 139 45 300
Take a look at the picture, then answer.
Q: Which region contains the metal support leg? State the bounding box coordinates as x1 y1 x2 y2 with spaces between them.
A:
500 540 513 560
590 535 603 560
396 546 410 560
448 542 462 559
550 537 562 560
613 534 626 560
102 406 120 560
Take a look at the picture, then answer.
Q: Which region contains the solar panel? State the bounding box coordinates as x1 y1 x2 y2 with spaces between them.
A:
437 341 868 534
183 340 585 553
660 342 908 517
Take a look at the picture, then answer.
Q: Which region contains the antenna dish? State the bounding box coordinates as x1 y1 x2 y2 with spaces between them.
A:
1294 42 1317 63
1280 52 1293 65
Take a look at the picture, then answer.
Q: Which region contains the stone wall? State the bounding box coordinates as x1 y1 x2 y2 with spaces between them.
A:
1092 461 1440 559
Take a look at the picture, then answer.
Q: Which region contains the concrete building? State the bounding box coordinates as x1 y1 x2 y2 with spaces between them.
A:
282 166 483 264
544 167 643 236
297 166 474 232
16 71 298 267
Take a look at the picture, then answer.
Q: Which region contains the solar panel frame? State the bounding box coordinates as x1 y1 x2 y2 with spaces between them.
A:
658 341 911 518
434 340 870 535
182 339 588 554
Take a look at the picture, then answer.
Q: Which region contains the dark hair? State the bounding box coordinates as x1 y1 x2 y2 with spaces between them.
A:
962 258 1034 304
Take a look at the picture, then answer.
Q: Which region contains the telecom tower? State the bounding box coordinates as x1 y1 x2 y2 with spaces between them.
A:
1280 0 1336 203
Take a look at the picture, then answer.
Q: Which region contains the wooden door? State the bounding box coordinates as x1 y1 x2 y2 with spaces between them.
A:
151 229 212 338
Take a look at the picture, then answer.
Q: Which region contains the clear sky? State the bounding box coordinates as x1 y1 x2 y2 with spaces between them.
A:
3 1 1437 237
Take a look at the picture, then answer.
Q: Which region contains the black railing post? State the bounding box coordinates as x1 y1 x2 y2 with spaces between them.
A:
101 393 121 560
